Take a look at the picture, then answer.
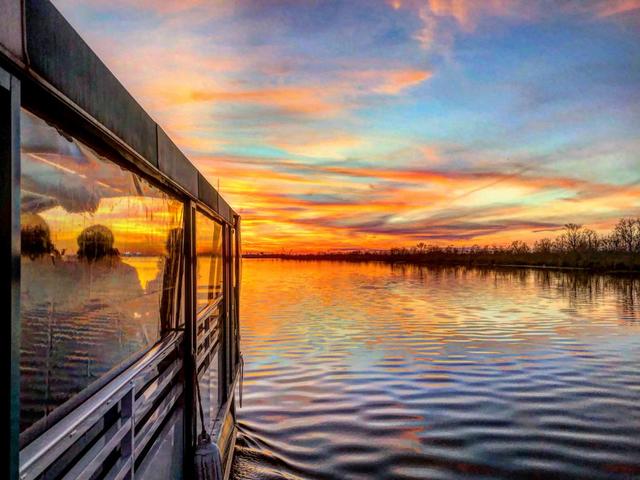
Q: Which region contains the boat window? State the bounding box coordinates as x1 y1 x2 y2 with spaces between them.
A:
19 109 184 434
195 211 223 312
197 348 220 435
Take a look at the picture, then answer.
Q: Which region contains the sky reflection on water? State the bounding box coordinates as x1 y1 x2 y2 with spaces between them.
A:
234 260 640 480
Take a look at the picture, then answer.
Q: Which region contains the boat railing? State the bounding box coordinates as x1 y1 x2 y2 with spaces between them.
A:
196 296 223 374
19 331 184 480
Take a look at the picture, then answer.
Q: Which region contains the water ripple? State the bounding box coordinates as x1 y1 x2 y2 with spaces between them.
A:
233 261 640 480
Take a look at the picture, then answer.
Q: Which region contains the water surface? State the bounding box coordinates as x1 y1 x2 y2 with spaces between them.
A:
233 260 640 480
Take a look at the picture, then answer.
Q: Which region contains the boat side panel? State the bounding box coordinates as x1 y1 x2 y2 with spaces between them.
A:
218 197 232 224
157 126 198 197
198 173 220 214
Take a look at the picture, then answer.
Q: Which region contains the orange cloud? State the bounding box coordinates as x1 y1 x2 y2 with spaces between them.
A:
270 134 363 159
185 86 343 117
186 151 640 253
349 68 433 94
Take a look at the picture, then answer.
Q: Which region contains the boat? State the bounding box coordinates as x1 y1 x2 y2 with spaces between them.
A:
1 1 242 478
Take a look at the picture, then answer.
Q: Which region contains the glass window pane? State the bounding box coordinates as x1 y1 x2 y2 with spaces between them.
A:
19 109 184 433
136 405 184 480
197 348 219 435
195 212 223 311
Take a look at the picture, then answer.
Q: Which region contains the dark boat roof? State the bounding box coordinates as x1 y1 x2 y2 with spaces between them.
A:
0 0 236 223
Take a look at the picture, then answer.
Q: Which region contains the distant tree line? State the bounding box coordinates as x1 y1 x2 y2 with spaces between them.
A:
245 217 640 272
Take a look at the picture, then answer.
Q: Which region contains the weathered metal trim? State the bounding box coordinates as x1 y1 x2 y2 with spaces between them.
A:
157 126 198 197
219 196 232 224
198 172 219 212
24 0 158 166
233 217 241 366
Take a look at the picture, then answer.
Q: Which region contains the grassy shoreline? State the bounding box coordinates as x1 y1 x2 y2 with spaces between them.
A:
243 252 640 274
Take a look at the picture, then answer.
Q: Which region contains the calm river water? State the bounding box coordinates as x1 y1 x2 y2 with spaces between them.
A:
232 259 640 480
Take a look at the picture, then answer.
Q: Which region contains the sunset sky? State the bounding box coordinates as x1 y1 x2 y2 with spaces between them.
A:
52 0 640 252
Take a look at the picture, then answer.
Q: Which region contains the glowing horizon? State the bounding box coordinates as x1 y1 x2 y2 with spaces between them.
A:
52 0 640 252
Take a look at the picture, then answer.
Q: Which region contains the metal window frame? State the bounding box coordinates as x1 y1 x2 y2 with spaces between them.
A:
192 207 229 426
183 200 196 479
17 99 191 446
1 63 21 480
15 85 196 480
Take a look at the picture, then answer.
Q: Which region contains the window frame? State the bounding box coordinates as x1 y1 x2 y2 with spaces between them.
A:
1 63 22 480
194 206 226 313
17 91 190 447
193 206 227 432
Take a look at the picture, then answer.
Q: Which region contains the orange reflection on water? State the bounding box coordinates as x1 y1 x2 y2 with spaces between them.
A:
236 260 640 479
241 260 640 356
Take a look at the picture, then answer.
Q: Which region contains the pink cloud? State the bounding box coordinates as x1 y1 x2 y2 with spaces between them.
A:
349 69 433 95
594 0 640 17
391 0 640 50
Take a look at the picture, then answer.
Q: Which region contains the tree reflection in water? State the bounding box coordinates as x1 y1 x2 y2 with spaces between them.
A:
391 264 640 323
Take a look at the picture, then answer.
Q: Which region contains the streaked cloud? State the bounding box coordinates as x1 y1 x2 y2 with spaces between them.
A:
51 0 640 251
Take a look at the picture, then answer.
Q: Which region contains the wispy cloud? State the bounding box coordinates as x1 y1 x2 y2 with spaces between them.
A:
51 0 640 251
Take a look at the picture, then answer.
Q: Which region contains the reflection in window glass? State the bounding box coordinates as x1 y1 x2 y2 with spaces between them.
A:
195 212 223 311
19 109 184 433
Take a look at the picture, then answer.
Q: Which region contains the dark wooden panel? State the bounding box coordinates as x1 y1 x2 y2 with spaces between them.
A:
197 173 219 213
157 127 198 197
24 0 158 167
0 0 24 62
